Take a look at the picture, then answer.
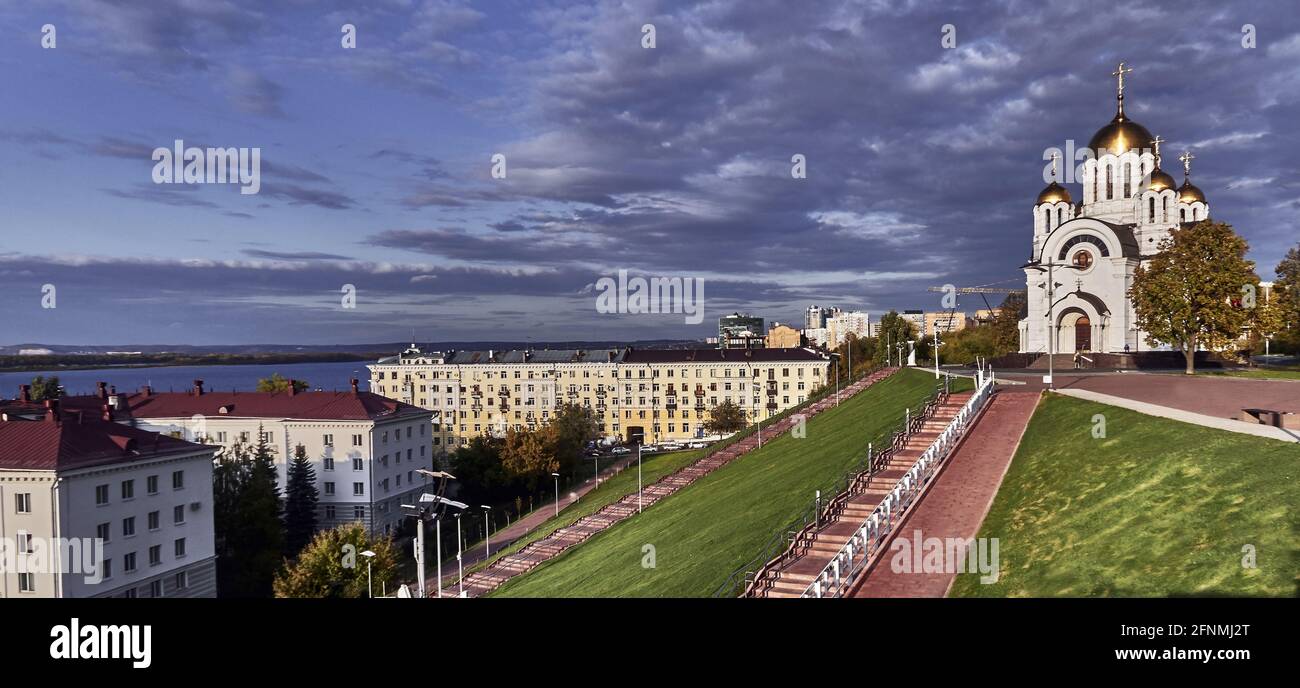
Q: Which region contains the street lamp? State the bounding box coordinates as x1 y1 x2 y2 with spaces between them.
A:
404 470 461 599
481 505 492 558
1025 260 1085 388
636 443 643 513
360 550 375 599
454 511 465 597
551 472 560 517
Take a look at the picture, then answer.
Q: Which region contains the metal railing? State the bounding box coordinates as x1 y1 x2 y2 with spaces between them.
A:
799 369 996 598
714 372 946 598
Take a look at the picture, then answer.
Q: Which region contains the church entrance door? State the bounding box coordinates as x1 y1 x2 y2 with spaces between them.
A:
1075 316 1092 352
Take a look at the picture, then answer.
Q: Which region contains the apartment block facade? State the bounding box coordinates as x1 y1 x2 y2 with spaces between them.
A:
369 346 831 447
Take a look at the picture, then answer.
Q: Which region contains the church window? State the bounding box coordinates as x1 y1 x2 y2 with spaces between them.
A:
1105 165 1113 199
1123 162 1132 197
1057 234 1110 260
1056 207 1063 226
1148 197 1155 223
1072 250 1093 270
1181 208 1187 222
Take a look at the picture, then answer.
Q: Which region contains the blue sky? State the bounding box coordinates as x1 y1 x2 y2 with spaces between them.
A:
1 0 1298 346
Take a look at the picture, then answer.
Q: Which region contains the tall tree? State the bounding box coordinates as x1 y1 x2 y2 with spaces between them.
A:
990 291 1028 354
257 373 308 393
213 427 285 597
28 375 61 401
871 311 917 367
1272 243 1300 351
273 523 398 598
284 444 320 557
1130 220 1258 374
704 399 748 435
500 425 559 491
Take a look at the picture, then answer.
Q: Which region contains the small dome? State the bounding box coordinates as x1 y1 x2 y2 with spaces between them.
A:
1178 179 1206 203
1037 181 1072 205
1088 113 1155 156
1145 168 1177 192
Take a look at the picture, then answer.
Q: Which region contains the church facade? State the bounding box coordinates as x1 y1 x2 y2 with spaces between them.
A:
1019 63 1210 355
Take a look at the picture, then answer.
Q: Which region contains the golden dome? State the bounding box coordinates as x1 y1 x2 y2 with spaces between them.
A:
1088 113 1155 155
1146 168 1177 192
1036 181 1072 205
1178 179 1206 203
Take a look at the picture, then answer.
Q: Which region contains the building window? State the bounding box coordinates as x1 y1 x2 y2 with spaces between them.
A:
173 505 185 525
353 482 365 496
324 482 336 496
352 434 363 446
354 506 366 519
121 480 134 500
323 434 334 446
97 522 111 543
172 471 185 490
325 505 336 520
1072 250 1093 269
124 552 137 573
17 532 33 554
149 545 162 567
15 493 31 513
148 511 160 531
147 475 159 495
123 517 136 538
353 457 364 471
124 588 138 599
175 538 186 558
18 573 35 593
175 571 188 590
150 580 163 598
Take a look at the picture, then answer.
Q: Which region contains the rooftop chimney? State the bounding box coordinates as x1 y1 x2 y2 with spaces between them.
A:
44 398 59 424
140 385 152 398
101 403 113 422
192 379 204 396
97 381 108 400
18 384 30 403
288 380 298 397
350 378 360 395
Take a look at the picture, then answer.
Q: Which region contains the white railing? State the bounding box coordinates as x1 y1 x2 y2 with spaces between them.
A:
799 370 996 598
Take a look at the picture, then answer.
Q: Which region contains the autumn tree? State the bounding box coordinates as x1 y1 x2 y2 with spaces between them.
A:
1130 220 1258 374
704 399 748 435
257 373 309 393
500 425 559 491
871 311 917 367
1272 243 1300 352
28 375 61 401
273 523 397 598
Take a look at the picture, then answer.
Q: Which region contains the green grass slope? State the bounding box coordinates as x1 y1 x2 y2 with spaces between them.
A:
950 393 1299 597
492 368 957 597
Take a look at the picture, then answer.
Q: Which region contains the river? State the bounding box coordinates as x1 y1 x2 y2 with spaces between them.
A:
0 360 375 397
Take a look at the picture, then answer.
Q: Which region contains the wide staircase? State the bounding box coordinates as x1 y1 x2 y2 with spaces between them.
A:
750 390 975 598
449 367 900 597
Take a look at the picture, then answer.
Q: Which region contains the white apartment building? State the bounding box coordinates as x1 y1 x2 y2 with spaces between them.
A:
825 311 870 348
0 404 218 598
369 345 831 447
59 380 435 537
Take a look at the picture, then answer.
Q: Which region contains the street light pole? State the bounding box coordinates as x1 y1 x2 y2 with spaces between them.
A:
415 517 426 598
481 505 492 558
435 517 442 599
456 512 464 597
637 443 643 513
552 472 560 518
361 549 375 598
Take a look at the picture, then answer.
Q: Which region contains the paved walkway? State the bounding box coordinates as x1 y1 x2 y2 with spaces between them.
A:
849 389 1041 597
1054 388 1298 443
444 367 901 597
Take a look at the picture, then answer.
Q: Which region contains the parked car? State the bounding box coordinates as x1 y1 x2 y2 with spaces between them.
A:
686 441 708 449
660 442 684 451
610 446 631 455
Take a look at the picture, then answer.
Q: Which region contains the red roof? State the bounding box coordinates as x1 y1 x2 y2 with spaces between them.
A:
115 389 428 422
0 416 205 471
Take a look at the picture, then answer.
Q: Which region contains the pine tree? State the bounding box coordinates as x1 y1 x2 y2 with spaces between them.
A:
213 427 285 597
284 444 320 557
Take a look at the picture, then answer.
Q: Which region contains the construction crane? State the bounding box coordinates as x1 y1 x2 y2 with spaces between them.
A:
925 280 1023 327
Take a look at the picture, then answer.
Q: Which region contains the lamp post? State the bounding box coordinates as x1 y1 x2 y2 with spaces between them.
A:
481 505 492 558
455 512 465 597
1026 260 1085 388
551 472 560 517
360 550 375 598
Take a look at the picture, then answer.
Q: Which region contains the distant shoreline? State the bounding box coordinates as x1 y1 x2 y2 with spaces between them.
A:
0 352 381 374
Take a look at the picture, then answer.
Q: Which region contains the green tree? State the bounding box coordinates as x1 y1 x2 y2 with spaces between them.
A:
256 373 308 393
704 398 748 435
28 375 61 401
990 291 1027 353
1272 243 1300 352
871 311 917 367
1130 220 1258 374
500 425 559 491
213 427 285 597
449 436 507 505
273 523 398 598
284 444 320 557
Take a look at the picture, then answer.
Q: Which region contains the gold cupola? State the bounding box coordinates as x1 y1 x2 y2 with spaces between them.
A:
1177 150 1206 203
1088 62 1155 155
1145 135 1177 192
1037 151 1072 204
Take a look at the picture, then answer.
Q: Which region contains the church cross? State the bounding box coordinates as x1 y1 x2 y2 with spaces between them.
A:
1050 151 1059 179
1179 150 1195 177
1149 135 1164 166
1112 62 1133 114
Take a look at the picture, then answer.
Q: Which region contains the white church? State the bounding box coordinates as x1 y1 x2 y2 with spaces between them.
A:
1019 63 1209 355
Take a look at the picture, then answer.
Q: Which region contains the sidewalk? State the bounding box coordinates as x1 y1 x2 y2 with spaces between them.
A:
850 390 1041 597
1054 388 1299 443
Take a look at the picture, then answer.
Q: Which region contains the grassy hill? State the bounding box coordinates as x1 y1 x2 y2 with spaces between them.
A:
950 394 1298 597
492 368 963 597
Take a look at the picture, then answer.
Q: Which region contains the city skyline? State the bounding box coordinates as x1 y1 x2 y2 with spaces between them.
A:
2 0 1298 345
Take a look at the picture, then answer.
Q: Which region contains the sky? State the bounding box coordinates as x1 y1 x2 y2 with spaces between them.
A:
1 0 1298 346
